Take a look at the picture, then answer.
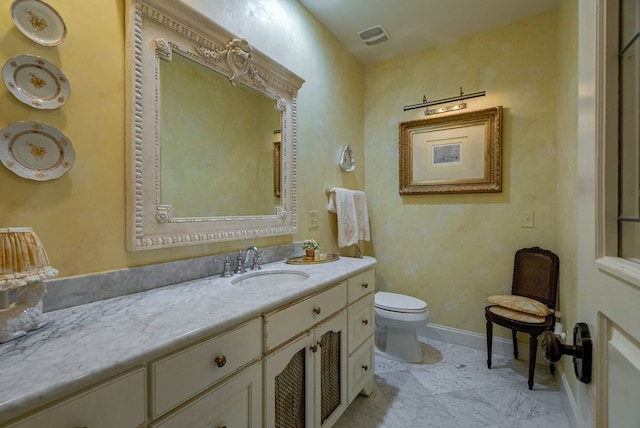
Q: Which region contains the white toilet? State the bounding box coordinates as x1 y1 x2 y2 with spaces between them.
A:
374 291 430 363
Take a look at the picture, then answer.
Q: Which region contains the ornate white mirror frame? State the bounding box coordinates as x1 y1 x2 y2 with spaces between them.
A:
125 0 304 250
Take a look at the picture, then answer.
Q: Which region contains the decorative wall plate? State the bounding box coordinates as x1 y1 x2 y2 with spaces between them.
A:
339 144 355 171
0 121 75 181
2 54 70 109
10 0 67 46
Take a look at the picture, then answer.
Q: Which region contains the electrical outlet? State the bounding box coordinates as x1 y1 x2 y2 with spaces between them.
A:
520 210 534 228
308 210 319 229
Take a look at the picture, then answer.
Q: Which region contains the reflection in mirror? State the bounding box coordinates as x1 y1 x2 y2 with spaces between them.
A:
160 52 282 217
126 0 304 250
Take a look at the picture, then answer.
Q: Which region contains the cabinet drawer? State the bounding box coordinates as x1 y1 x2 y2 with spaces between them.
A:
347 293 375 354
347 269 375 303
264 282 346 352
151 318 261 418
8 368 146 428
347 335 375 403
150 362 262 428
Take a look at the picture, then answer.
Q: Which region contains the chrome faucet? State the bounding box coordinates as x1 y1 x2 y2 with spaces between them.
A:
234 250 247 274
215 256 233 277
244 246 262 270
232 247 262 274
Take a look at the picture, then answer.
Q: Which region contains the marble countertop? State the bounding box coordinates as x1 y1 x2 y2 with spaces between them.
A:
0 256 376 423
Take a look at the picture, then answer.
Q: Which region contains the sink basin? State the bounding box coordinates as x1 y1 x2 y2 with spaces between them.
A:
231 270 310 287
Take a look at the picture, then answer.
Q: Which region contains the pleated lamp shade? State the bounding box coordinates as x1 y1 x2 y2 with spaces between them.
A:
0 227 58 291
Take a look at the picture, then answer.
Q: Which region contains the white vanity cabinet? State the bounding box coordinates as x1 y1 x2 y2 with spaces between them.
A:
6 367 146 428
264 282 348 428
346 269 376 402
0 259 378 428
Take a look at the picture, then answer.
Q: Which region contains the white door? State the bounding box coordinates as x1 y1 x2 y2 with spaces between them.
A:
578 1 640 426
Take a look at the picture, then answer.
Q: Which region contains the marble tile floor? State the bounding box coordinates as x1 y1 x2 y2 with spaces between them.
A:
335 337 571 428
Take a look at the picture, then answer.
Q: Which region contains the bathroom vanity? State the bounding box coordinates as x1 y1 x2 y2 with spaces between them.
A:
0 256 376 427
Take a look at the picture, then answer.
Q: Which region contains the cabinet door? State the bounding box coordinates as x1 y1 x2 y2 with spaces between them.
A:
150 362 261 428
315 311 347 428
8 368 146 428
264 329 315 428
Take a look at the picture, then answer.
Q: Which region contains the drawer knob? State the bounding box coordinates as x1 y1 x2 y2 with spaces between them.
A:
310 344 318 353
313 306 322 315
362 364 369 371
362 319 369 325
214 355 227 368
362 282 369 289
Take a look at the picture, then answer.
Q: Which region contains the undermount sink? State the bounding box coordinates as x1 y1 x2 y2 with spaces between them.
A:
231 270 310 287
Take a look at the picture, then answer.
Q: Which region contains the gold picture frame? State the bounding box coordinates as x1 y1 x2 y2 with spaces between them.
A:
399 106 503 195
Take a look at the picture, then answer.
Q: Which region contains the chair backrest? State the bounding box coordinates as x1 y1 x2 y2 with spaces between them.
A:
511 247 559 309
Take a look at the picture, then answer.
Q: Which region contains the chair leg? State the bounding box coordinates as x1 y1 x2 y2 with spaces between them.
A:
486 320 493 369
512 330 519 359
528 334 538 390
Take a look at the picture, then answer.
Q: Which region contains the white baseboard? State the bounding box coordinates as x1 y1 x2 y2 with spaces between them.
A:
417 323 510 355
417 323 548 364
560 372 579 428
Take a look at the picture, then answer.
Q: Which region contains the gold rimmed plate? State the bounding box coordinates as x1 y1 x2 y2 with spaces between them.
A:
10 0 67 46
2 54 71 109
0 121 75 181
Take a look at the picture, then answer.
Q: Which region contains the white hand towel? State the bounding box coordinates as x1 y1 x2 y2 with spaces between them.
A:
327 188 370 248
352 190 371 242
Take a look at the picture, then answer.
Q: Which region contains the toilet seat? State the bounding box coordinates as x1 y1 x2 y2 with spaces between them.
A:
375 291 427 313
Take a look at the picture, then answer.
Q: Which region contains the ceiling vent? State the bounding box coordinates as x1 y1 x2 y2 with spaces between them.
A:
357 25 389 46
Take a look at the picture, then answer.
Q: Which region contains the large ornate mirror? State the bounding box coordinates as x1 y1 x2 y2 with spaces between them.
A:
126 0 304 250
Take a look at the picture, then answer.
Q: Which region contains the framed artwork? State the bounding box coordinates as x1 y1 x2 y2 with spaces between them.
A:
399 106 503 194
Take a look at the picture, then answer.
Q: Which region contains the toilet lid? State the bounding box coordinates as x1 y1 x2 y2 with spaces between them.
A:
375 291 427 313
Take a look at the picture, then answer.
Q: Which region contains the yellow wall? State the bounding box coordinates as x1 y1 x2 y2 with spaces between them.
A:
0 1 131 275
0 0 364 276
364 11 560 335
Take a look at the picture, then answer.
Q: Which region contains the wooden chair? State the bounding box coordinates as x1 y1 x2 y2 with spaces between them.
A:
485 247 559 389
